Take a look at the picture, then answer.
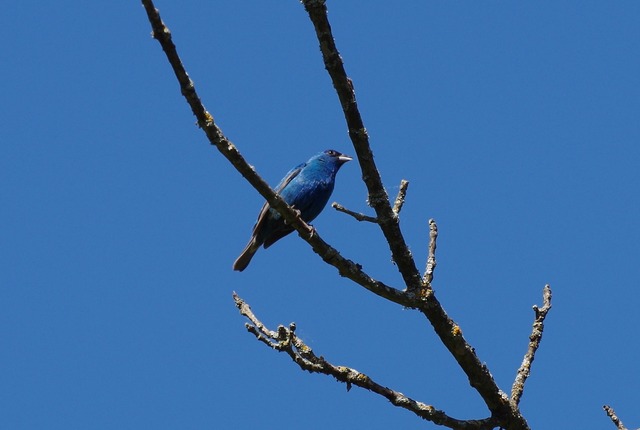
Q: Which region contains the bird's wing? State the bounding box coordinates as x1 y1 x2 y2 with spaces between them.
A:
250 162 305 236
274 162 305 193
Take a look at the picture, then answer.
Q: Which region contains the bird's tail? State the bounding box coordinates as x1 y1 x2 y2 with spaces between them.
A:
233 237 261 272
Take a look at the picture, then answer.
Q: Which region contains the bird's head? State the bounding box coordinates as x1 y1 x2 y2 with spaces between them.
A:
322 149 352 166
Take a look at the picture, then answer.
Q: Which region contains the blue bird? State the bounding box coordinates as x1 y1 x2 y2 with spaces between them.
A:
233 149 352 271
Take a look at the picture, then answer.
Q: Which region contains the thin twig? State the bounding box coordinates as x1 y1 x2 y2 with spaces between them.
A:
233 293 497 430
332 202 378 223
422 219 438 287
392 179 410 216
141 0 414 308
603 405 629 430
511 285 553 406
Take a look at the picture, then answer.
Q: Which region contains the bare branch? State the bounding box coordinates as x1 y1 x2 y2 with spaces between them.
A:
301 0 423 295
422 219 438 287
332 202 378 223
511 285 553 406
392 179 410 216
603 405 630 430
233 293 497 430
141 0 416 308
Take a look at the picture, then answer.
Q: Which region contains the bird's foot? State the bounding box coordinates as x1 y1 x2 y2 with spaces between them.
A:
300 220 316 237
284 207 303 226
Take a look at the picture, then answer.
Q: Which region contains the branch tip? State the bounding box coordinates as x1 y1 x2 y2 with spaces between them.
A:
603 405 629 430
392 179 410 215
421 218 439 288
511 284 553 407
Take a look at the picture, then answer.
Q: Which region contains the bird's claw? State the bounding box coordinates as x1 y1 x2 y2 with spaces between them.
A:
284 207 303 226
305 223 316 237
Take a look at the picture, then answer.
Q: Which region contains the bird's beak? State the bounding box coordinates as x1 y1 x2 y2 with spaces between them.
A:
338 154 353 163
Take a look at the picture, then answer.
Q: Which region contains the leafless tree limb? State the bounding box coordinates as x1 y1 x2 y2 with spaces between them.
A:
603 405 630 430
233 292 497 430
511 285 552 406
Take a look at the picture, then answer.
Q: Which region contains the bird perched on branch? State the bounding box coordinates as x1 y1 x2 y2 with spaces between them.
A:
233 149 352 271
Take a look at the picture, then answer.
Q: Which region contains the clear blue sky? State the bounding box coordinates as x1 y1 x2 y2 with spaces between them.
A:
2 1 639 429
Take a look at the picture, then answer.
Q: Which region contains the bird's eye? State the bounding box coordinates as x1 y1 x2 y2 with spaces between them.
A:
326 150 337 156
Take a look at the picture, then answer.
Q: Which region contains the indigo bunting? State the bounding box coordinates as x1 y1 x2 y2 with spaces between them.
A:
233 149 352 271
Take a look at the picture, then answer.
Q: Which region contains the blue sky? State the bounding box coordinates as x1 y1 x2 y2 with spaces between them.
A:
2 1 639 429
